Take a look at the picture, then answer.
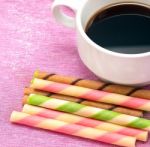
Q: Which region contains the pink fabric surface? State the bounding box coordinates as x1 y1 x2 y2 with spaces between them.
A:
0 0 149 147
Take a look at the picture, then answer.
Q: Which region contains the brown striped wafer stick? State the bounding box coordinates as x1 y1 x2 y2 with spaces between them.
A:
24 87 143 117
34 71 150 99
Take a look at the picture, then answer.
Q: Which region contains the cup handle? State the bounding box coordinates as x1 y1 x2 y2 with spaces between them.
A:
51 0 84 28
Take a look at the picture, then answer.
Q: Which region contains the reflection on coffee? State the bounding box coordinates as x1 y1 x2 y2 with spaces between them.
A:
86 4 150 54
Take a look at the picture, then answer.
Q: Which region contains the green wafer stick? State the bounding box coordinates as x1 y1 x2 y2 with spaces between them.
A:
23 94 150 131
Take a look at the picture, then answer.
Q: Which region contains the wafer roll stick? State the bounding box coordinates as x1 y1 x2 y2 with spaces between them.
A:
22 104 148 141
30 78 150 112
24 87 143 117
130 90 150 100
24 87 81 103
10 111 136 147
23 94 150 131
34 70 150 99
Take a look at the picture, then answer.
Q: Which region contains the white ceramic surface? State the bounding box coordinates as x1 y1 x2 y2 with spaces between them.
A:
51 0 150 85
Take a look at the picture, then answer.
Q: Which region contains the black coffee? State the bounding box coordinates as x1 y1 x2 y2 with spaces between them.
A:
86 4 150 54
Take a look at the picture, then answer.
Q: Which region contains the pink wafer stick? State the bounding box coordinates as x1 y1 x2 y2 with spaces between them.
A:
22 104 148 141
10 111 136 147
30 78 150 111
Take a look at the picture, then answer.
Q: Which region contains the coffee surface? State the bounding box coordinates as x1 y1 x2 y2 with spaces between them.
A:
86 4 150 54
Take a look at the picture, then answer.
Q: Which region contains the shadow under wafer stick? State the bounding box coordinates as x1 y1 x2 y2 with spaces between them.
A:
24 87 143 117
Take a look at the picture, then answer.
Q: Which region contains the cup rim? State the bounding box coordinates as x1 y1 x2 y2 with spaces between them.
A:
76 1 150 58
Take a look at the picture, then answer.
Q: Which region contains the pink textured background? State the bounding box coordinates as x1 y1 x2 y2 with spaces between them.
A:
0 0 149 147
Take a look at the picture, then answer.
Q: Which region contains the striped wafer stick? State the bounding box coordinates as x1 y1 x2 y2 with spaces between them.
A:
24 87 143 117
22 104 148 141
10 111 136 147
30 78 150 112
23 94 150 131
24 87 113 109
34 70 150 99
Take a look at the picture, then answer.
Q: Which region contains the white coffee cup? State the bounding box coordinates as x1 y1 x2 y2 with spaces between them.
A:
51 0 150 86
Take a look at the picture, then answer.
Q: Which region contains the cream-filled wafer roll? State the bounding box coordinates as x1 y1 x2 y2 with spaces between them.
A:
22 104 148 141
10 111 136 147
